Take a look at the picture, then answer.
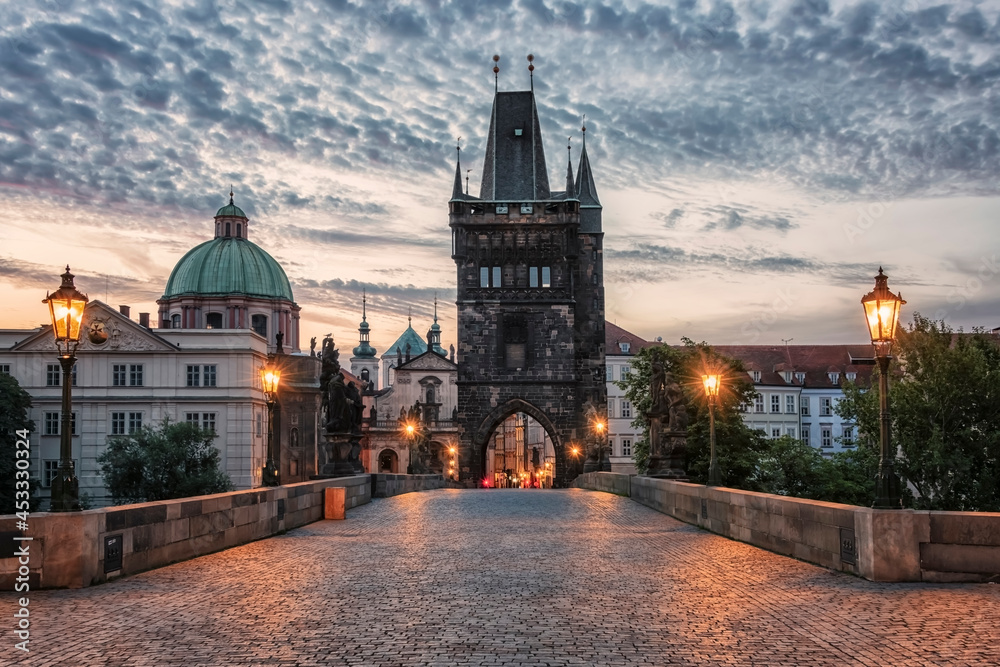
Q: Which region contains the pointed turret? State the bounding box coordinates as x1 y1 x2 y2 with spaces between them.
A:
428 296 445 355
451 143 465 201
565 143 577 200
352 291 377 359
479 91 550 201
576 125 602 232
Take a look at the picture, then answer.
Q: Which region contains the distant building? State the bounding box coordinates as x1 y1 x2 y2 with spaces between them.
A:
605 323 654 474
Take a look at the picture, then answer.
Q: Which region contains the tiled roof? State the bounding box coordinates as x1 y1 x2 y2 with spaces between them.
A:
712 344 876 389
605 322 653 356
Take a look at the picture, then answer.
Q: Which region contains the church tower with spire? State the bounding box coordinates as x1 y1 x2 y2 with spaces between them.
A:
350 292 379 389
449 56 606 487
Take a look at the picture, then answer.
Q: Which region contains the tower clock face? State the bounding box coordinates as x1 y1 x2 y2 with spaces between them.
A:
88 319 109 345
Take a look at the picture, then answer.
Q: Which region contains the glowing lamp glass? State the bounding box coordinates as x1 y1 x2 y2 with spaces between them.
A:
861 268 905 355
702 374 720 398
44 267 89 345
260 368 281 395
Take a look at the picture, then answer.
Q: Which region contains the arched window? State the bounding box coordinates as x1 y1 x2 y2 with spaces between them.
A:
205 313 223 329
171 314 181 328
236 223 242 238
225 222 231 236
426 385 435 404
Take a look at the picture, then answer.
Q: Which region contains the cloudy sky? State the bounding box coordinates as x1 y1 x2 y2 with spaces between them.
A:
2 0 1000 354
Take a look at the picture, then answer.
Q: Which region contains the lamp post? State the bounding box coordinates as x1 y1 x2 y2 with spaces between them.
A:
404 422 416 474
702 373 722 486
43 266 89 512
448 446 457 480
260 359 281 486
862 267 906 509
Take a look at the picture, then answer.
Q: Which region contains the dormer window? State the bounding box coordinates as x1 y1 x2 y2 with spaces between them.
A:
829 372 840 385
795 372 806 384
846 372 857 382
782 371 792 383
619 342 630 353
751 370 761 383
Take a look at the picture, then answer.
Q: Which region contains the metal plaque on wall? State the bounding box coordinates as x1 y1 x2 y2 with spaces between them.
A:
840 527 857 565
104 534 123 573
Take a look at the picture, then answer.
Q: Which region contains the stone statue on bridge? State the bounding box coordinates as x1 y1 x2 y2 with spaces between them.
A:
646 364 688 480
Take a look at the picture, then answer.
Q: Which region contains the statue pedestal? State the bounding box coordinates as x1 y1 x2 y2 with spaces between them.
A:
647 429 689 481
320 433 357 477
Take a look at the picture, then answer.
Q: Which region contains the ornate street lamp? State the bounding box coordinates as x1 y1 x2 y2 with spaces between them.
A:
403 421 416 474
702 373 722 486
43 266 89 512
861 267 906 509
260 359 281 486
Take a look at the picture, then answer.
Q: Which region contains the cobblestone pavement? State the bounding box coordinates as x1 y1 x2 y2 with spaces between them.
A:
5 489 1000 666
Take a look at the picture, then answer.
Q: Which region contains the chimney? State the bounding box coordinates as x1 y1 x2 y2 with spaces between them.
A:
139 313 150 328
119 305 131 318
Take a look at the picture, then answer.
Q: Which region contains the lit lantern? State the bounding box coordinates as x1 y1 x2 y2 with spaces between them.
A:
43 266 89 356
260 365 281 401
861 267 906 358
702 374 720 400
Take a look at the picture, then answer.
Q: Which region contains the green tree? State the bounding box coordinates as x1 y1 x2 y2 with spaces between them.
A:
98 420 234 505
616 339 769 488
0 373 40 513
839 315 1000 511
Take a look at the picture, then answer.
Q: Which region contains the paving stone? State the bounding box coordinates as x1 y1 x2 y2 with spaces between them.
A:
3 489 999 665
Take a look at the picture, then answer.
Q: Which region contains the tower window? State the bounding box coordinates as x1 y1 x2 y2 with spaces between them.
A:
503 315 528 369
171 313 181 328
225 222 231 236
492 266 501 287
529 267 539 288
541 267 551 288
236 223 242 238
480 267 489 288
205 312 223 329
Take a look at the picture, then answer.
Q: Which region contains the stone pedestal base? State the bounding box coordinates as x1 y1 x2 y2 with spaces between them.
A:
647 431 688 480
321 434 357 477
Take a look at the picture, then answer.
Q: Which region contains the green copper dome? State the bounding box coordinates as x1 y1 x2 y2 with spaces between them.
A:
163 238 294 301
216 202 247 217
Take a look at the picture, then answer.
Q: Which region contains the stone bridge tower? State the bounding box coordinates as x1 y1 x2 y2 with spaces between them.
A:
449 83 606 487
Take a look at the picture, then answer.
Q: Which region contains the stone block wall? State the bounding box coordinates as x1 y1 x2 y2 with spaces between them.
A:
0 475 370 590
574 472 1000 583
371 473 445 498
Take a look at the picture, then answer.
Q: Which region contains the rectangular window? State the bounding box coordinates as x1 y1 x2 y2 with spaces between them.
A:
529 266 539 288
70 365 77 386
754 395 764 413
492 266 501 288
129 364 143 386
44 412 59 435
771 395 781 413
71 412 77 435
113 364 127 386
480 267 489 287
621 365 630 380
0 364 9 375
821 427 833 447
802 426 810 446
786 395 795 414
842 427 855 446
541 266 551 288
771 427 781 439
203 365 217 387
46 364 60 386
621 401 632 419
787 427 795 439
43 460 59 487
186 365 200 387
185 412 216 432
621 438 632 457
821 397 833 416
801 397 810 416
605 365 613 381
128 412 143 434
110 412 126 435
503 315 528 369
256 411 263 438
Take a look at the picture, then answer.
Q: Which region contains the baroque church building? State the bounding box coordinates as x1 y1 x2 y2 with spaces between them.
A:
0 195 320 508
